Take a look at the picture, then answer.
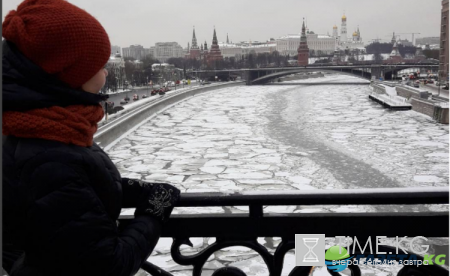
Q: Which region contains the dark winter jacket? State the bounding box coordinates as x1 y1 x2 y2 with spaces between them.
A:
3 40 163 276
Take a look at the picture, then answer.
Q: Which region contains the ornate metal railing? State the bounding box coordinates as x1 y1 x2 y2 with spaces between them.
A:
119 187 449 276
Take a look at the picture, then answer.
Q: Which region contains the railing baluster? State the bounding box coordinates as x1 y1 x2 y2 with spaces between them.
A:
249 204 264 218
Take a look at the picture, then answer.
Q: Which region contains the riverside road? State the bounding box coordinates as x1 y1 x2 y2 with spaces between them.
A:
104 83 201 107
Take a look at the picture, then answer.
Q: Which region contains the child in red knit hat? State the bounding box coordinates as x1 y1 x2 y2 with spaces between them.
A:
2 1 180 275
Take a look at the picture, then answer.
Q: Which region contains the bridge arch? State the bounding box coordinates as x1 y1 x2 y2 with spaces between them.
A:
250 68 372 84
188 64 438 85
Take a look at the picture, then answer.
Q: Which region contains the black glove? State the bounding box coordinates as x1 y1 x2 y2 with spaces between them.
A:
131 180 181 223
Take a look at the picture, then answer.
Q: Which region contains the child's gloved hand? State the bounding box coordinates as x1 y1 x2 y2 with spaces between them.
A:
132 181 181 223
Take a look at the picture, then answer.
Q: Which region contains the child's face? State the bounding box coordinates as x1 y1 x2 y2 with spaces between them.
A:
81 68 108 94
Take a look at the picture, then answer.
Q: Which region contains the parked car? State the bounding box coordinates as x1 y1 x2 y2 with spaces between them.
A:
151 89 158 96
164 81 175 87
120 96 130 105
427 79 434 84
142 94 148 98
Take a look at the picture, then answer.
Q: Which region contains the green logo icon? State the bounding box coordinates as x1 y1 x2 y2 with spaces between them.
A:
325 245 352 272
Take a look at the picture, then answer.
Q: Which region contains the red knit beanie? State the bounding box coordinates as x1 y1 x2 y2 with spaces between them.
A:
2 0 111 88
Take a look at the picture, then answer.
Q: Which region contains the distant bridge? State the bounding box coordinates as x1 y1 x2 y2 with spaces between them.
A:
189 64 439 85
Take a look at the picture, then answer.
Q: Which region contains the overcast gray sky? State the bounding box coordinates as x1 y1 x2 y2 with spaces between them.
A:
3 0 442 49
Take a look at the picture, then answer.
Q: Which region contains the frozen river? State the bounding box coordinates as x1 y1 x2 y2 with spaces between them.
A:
107 74 449 276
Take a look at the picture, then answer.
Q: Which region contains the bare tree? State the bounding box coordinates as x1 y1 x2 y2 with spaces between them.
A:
124 60 135 82
373 51 383 64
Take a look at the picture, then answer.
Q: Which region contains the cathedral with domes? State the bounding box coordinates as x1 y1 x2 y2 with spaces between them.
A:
332 13 364 50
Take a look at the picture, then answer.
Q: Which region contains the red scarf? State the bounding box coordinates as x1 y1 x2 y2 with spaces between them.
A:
3 104 104 147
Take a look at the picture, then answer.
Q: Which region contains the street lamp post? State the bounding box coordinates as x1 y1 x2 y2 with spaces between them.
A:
438 68 441 97
173 71 176 90
104 101 108 122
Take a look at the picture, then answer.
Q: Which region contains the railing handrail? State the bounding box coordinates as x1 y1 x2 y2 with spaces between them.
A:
119 188 449 275
189 64 440 73
172 187 449 207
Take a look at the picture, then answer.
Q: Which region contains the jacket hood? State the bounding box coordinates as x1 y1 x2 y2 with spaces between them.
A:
2 40 108 112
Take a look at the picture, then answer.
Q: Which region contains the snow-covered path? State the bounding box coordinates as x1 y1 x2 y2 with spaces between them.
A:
106 74 448 276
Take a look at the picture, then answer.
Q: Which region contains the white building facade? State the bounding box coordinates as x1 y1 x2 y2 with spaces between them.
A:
242 43 277 55
122 45 151 60
154 42 184 62
217 43 243 58
276 34 335 56
149 46 156 58
216 41 277 58
107 54 125 68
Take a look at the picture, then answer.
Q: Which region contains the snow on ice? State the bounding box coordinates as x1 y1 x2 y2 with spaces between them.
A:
108 74 448 276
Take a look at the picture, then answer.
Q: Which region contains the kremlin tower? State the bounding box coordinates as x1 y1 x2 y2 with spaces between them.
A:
187 27 201 59
388 40 402 63
207 27 223 68
297 19 309 66
202 41 209 66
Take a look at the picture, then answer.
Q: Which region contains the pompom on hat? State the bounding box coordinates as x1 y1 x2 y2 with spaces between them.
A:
2 0 111 88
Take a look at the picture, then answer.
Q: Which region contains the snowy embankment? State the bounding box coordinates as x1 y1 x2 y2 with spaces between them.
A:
104 80 198 95
369 84 411 108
